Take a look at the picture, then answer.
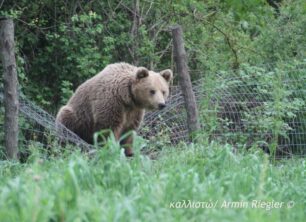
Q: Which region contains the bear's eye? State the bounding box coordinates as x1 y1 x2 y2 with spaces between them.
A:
162 91 166 95
150 90 156 95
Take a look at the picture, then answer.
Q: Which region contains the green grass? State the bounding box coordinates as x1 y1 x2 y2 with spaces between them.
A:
0 138 305 222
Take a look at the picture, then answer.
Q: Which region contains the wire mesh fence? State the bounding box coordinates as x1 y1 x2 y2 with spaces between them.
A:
140 64 306 158
0 91 94 159
0 63 305 159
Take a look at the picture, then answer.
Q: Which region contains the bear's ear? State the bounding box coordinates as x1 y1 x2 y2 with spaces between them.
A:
160 69 173 83
136 67 149 80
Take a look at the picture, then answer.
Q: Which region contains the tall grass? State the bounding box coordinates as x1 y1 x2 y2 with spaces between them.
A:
0 137 304 222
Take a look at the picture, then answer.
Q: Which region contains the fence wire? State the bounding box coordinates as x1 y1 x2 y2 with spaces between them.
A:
0 91 94 158
140 66 306 158
0 65 305 158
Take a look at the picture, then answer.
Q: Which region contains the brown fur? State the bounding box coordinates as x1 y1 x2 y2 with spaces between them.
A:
56 62 172 156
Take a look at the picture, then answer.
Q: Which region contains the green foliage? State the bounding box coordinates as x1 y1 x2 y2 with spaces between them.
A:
1 0 305 108
199 61 306 156
0 0 174 110
0 142 304 221
29 11 106 107
60 80 73 105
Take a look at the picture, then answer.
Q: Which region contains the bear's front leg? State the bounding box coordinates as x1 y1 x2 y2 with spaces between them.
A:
120 109 144 157
113 125 123 141
113 125 133 157
121 134 134 157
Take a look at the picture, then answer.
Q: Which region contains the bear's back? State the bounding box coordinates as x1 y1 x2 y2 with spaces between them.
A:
69 62 136 103
96 62 137 79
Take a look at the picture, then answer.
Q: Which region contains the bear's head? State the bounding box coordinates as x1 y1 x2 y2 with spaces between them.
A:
132 67 173 110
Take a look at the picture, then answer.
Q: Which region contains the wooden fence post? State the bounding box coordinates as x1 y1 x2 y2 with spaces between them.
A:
171 25 200 141
0 18 19 159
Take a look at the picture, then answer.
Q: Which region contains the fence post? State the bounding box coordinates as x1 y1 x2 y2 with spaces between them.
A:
171 25 200 141
0 18 19 159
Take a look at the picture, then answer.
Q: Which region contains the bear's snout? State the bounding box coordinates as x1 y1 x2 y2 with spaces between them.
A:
158 103 166 110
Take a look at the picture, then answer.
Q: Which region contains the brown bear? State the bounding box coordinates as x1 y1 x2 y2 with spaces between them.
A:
56 62 173 156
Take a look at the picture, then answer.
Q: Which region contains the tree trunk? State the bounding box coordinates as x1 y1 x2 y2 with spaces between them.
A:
0 18 19 159
131 0 140 65
171 25 200 140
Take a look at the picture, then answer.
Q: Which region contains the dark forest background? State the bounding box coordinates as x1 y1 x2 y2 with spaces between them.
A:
1 0 305 113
